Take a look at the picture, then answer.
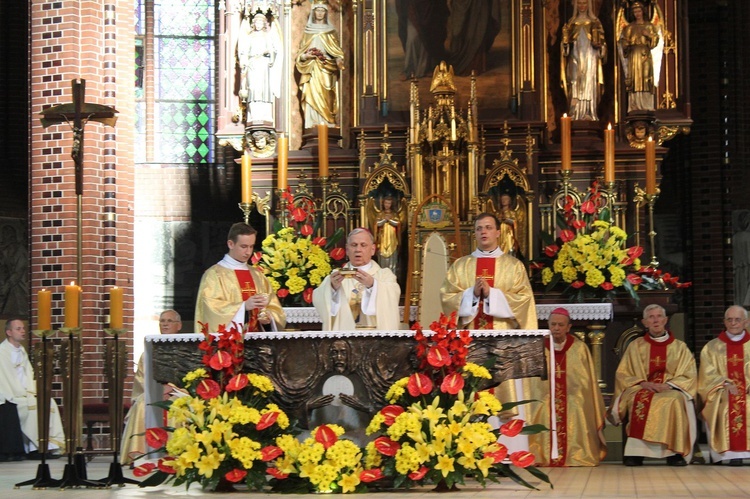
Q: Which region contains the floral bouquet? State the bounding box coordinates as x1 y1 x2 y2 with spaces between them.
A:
362 313 551 491
137 322 296 491
256 188 345 306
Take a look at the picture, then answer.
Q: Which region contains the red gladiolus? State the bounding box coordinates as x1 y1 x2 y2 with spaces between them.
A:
626 274 642 285
500 419 524 437
600 282 614 291
580 199 596 214
300 224 314 236
312 236 326 246
407 373 433 397
440 372 465 395
571 280 585 289
145 427 169 448
225 468 247 483
209 351 233 370
484 444 509 463
560 229 576 243
373 437 401 457
510 451 535 468
157 457 177 474
408 466 429 481
426 345 451 367
302 287 314 304
277 288 290 298
571 219 587 230
261 445 284 461
257 411 279 430
133 462 156 477
291 207 307 222
196 379 221 399
268 468 289 479
380 405 405 426
544 244 559 257
225 374 249 392
315 424 338 449
329 247 346 261
360 469 384 482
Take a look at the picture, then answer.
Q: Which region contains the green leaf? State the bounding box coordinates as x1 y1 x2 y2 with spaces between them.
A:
520 423 549 434
544 272 562 292
494 464 537 490
500 398 539 411
137 471 170 488
525 465 554 488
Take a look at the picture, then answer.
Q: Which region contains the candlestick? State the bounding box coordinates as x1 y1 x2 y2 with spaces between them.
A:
604 123 615 183
241 153 252 204
109 286 123 329
561 114 572 171
277 133 288 190
645 136 656 194
317 123 329 177
64 282 80 329
38 288 51 331
450 106 456 141
428 107 434 142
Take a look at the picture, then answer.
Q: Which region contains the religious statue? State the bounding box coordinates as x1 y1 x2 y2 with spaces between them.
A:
395 0 449 79
617 0 663 113
237 8 282 124
487 175 526 260
561 0 607 121
367 194 406 275
429 60 456 94
295 0 345 128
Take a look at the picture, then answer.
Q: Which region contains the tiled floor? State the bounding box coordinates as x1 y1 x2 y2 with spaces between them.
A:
2 456 750 498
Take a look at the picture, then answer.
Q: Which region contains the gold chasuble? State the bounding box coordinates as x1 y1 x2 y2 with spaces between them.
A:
527 336 607 466
699 332 750 454
195 264 285 333
613 333 697 456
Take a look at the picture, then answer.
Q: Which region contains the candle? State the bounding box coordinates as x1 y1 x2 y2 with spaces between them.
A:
317 123 329 177
450 106 457 141
560 113 572 171
428 107 434 142
37 289 51 331
604 123 615 183
645 136 656 195
64 282 80 328
110 286 123 329
277 133 288 190
241 153 252 204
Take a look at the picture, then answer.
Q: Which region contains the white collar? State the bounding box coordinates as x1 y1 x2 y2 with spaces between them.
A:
219 254 250 270
726 330 747 342
648 331 670 343
471 247 503 258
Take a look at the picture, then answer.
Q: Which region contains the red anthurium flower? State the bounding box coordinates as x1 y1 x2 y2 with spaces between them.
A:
225 374 249 392
440 372 465 395
408 466 429 481
133 462 156 477
260 445 284 462
268 468 289 479
544 244 559 257
157 457 177 474
580 199 596 214
374 437 401 457
380 405 405 426
407 373 433 397
626 274 642 285
257 411 279 431
627 246 644 258
500 419 524 437
600 282 614 291
510 451 535 468
225 468 247 483
329 247 346 261
620 255 635 266
196 379 221 400
209 351 233 370
315 424 338 449
360 469 384 482
571 219 587 230
277 288 290 298
145 427 169 448
300 224 314 236
560 229 576 243
571 280 585 289
252 252 263 265
302 287 314 304
312 236 326 246
290 207 307 222
426 345 451 368
484 444 509 464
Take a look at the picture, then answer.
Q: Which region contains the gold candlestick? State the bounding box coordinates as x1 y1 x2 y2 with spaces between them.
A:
318 175 330 237
646 191 659 267
277 188 289 227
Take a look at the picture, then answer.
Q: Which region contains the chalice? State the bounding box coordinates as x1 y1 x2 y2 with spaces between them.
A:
257 293 270 322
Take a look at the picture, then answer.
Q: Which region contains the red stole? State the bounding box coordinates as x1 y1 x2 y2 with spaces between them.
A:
628 332 674 439
548 335 574 466
234 269 258 331
719 331 749 451
473 258 496 329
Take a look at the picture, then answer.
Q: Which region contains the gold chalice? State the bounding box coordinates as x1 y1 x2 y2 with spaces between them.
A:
257 293 270 322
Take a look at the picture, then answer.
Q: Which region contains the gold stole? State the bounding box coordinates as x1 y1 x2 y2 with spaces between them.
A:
628 333 672 439
473 258 495 329
234 269 258 331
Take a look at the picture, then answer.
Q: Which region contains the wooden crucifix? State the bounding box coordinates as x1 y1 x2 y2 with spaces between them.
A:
39 79 118 195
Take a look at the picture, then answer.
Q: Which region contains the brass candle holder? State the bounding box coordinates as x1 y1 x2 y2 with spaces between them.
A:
277 188 289 227
634 185 661 268
238 191 271 226
318 175 330 237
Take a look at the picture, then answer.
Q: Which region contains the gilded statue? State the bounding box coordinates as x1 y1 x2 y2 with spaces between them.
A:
561 0 607 121
617 1 664 113
487 175 526 260
429 61 456 94
295 0 345 128
367 194 406 275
